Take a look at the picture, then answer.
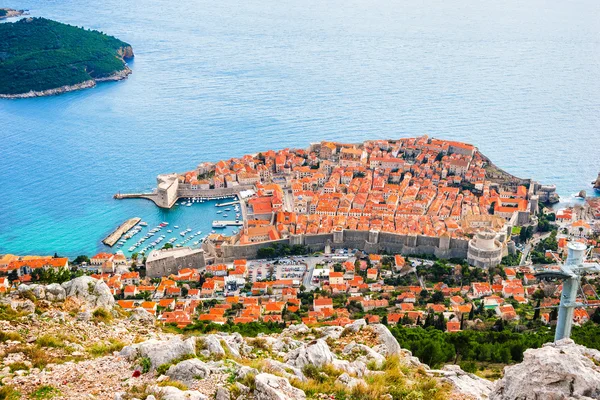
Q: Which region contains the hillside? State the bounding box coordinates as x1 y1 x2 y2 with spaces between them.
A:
0 17 133 98
2 277 600 400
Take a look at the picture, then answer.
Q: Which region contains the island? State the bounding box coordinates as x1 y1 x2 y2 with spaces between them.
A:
0 7 25 19
0 17 133 98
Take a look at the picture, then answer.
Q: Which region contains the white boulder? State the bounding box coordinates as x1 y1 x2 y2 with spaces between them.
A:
61 276 115 310
254 373 306 400
120 337 196 370
285 339 335 369
491 339 600 400
166 358 212 385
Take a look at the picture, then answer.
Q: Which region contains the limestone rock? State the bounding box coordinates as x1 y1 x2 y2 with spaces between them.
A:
269 336 304 353
431 365 493 400
129 307 155 325
335 372 366 389
262 359 304 381
45 283 66 301
317 325 344 340
215 387 230 400
150 385 208 400
369 324 402 356
254 373 306 400
200 335 226 357
236 365 259 380
166 358 212 385
285 339 335 369
282 323 309 336
18 284 44 299
120 337 196 370
11 299 35 314
343 342 386 367
344 319 367 334
61 276 115 310
491 339 600 400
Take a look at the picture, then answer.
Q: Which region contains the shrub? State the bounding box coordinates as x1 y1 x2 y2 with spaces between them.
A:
460 361 478 374
87 338 125 357
35 334 65 348
92 308 112 323
8 362 30 373
0 386 21 400
139 357 152 374
30 385 61 400
157 380 188 391
0 331 23 342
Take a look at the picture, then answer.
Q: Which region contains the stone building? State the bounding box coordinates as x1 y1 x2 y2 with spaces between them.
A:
145 247 205 278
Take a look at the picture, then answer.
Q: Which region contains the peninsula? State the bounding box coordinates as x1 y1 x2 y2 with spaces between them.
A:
117 136 560 263
0 17 133 98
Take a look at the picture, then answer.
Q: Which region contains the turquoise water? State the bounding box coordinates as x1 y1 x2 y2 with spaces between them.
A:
1 0 599 257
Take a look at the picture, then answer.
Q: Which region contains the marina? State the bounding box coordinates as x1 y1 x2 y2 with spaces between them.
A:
101 197 241 257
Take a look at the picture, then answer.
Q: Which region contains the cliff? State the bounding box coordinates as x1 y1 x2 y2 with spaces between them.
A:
0 18 134 98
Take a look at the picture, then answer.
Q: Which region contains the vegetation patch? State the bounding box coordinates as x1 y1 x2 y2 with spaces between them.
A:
0 386 21 400
30 385 61 400
87 338 125 357
157 380 188 391
0 18 133 95
0 331 23 342
92 307 113 323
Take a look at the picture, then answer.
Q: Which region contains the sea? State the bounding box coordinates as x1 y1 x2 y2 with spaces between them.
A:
0 0 599 258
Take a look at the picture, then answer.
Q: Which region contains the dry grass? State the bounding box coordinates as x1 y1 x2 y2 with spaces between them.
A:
87 338 125 357
291 356 451 400
156 380 188 391
0 331 23 343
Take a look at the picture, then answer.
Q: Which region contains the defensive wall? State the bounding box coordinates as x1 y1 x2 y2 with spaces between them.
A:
219 228 469 261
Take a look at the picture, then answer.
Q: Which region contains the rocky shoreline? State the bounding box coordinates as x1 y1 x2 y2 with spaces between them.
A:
0 45 134 99
0 67 132 99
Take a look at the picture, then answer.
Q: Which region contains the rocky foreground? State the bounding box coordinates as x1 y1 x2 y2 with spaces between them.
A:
1 277 600 399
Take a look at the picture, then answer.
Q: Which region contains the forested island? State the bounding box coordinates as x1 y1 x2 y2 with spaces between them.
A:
0 17 134 98
0 7 25 19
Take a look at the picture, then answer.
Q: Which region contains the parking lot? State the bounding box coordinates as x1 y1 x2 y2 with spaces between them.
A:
247 259 307 282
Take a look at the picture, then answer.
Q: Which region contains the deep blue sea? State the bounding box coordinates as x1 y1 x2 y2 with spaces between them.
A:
0 0 599 257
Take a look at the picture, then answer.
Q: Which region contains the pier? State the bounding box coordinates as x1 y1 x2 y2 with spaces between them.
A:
215 200 240 207
103 217 141 247
212 220 243 227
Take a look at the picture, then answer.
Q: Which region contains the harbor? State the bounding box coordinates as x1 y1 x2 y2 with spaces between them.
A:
98 197 243 257
102 217 141 247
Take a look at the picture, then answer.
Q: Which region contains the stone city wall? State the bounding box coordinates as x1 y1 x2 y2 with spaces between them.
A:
146 251 206 278
220 228 469 260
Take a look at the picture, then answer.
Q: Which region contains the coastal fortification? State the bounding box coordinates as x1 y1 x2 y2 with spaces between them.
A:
118 136 557 263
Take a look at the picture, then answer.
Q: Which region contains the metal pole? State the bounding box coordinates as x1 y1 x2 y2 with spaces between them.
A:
554 242 587 342
555 275 579 341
